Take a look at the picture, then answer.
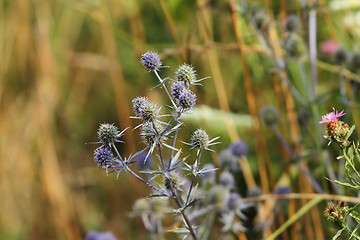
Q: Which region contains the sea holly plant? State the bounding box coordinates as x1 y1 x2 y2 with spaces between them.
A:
320 109 360 239
90 51 220 239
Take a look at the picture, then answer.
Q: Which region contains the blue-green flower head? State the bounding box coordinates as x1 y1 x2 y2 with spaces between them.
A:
140 51 162 72
94 147 114 168
178 88 196 111
175 64 197 86
190 129 209 149
97 123 121 146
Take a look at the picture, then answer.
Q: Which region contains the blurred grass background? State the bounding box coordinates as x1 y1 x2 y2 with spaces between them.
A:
1 0 360 239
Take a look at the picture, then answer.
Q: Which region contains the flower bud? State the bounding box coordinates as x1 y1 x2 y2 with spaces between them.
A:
175 64 197 86
190 129 210 149
97 123 120 146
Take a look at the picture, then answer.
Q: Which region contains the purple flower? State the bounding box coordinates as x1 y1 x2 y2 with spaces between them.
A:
94 147 114 168
171 82 186 100
132 96 160 122
319 108 345 124
85 231 117 240
140 51 162 72
229 140 248 158
178 88 196 111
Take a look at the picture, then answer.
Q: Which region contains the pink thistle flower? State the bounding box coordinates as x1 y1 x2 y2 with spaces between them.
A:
319 108 345 124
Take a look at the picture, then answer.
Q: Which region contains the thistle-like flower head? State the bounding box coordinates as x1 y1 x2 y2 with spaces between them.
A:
97 123 122 146
178 88 196 111
175 64 198 86
132 97 160 122
190 129 210 149
171 82 186 100
140 51 162 72
94 147 114 169
319 108 345 124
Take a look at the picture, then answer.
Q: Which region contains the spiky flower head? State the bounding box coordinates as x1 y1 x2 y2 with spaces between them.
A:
284 15 301 33
132 97 160 122
190 129 210 149
178 88 196 111
94 147 114 169
229 140 248 158
132 97 148 116
260 105 280 127
171 82 186 100
333 47 348 64
140 51 162 72
97 123 121 146
175 64 197 86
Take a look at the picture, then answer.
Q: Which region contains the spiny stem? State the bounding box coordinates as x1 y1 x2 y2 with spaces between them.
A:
154 70 177 109
157 141 198 240
112 144 169 196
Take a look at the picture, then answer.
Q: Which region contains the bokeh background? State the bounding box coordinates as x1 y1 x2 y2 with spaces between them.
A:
1 0 360 239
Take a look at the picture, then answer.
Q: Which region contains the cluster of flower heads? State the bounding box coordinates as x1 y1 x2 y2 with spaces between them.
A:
90 51 226 239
